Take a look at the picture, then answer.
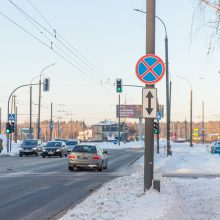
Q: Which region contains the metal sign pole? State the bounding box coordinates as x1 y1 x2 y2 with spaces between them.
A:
144 0 156 191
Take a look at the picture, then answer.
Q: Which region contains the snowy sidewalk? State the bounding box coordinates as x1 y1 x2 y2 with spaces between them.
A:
60 142 220 220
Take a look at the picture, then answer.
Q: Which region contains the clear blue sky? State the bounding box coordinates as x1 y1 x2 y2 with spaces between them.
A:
0 0 219 125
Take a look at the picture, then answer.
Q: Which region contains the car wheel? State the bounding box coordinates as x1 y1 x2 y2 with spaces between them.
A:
98 162 104 172
19 154 23 157
35 153 38 156
42 155 45 158
60 153 63 158
68 166 74 171
64 153 67 157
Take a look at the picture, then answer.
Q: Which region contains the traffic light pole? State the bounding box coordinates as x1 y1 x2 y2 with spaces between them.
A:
6 83 39 152
118 93 121 146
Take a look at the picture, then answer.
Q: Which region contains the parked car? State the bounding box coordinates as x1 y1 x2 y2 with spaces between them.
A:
42 141 68 158
210 141 220 153
211 143 220 154
68 145 108 171
66 139 80 153
19 139 42 157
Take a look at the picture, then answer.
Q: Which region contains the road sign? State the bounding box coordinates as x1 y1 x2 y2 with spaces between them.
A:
8 114 15 121
142 88 157 118
136 54 165 85
156 112 162 120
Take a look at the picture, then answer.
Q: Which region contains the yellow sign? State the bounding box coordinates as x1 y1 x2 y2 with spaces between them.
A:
194 128 199 137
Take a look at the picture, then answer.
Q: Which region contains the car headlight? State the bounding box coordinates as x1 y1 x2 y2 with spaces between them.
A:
19 147 23 150
56 149 61 152
42 148 46 152
32 147 37 150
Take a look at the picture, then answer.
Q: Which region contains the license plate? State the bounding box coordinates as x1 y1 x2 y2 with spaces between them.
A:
48 151 53 155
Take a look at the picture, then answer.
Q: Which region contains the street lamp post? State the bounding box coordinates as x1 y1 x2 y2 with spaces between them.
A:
177 76 193 147
134 9 171 156
37 63 55 140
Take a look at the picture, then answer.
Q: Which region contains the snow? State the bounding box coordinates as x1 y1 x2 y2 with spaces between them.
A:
60 141 220 220
0 134 20 156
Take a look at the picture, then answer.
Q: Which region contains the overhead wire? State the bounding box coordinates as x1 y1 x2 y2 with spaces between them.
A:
9 0 113 86
26 0 113 84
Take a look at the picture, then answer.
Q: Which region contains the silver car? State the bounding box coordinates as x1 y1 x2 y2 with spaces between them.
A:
66 139 80 153
68 145 108 171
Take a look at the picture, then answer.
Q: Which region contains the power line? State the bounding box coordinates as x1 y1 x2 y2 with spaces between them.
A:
9 0 112 85
26 0 112 83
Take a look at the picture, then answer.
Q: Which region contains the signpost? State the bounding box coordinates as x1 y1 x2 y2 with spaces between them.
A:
135 53 165 190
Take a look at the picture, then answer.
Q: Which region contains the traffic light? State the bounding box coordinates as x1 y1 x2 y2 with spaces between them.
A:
43 78 50 91
11 122 15 133
154 121 159 134
116 78 122 93
6 122 11 134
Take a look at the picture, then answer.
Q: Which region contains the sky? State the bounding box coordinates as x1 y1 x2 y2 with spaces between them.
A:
0 0 220 125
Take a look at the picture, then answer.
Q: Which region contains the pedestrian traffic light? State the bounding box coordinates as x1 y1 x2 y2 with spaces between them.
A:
11 122 15 133
6 122 11 134
43 78 50 91
154 121 159 134
116 78 122 93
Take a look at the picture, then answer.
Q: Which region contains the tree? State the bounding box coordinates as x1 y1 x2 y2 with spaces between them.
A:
197 0 220 51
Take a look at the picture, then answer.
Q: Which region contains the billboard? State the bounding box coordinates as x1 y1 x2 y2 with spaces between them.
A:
116 105 142 118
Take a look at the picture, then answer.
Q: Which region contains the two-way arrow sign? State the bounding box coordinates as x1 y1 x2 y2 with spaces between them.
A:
142 88 157 118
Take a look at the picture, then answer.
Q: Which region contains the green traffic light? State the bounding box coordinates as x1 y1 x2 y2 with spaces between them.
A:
117 88 121 92
6 129 10 134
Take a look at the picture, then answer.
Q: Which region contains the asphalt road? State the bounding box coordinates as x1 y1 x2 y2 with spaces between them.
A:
0 148 143 220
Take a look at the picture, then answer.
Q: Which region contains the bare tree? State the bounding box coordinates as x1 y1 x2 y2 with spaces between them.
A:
197 0 220 52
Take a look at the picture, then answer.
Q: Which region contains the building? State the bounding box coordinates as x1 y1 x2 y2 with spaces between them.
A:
92 120 129 142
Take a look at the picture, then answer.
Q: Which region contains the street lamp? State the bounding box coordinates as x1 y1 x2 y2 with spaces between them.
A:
176 76 193 147
134 9 171 156
37 63 55 140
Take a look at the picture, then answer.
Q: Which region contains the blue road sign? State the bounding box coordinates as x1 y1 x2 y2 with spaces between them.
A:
135 54 165 85
8 114 16 121
156 112 162 120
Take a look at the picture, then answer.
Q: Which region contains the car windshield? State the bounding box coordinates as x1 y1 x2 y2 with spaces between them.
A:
72 145 97 153
46 142 62 147
23 140 38 145
66 141 78 145
215 146 220 150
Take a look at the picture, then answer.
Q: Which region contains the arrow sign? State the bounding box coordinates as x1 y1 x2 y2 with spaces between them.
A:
142 88 157 118
146 91 153 115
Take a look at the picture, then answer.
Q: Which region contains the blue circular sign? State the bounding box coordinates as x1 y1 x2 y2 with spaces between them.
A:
135 54 165 85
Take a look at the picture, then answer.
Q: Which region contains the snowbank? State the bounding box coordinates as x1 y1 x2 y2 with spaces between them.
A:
0 134 20 156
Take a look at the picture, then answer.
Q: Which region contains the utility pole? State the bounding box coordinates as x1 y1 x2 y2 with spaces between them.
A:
0 107 1 134
29 85 32 138
202 100 205 144
184 118 187 141
50 102 53 141
37 78 41 140
190 90 193 147
15 106 18 143
144 0 155 191
118 94 121 145
157 120 160 154
123 97 126 144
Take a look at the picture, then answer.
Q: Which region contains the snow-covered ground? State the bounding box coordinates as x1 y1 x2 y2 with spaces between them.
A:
0 134 20 156
60 141 220 220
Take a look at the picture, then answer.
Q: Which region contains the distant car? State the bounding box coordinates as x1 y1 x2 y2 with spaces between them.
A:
210 141 220 153
66 139 80 153
68 145 108 171
54 138 68 143
42 141 68 158
19 139 42 157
